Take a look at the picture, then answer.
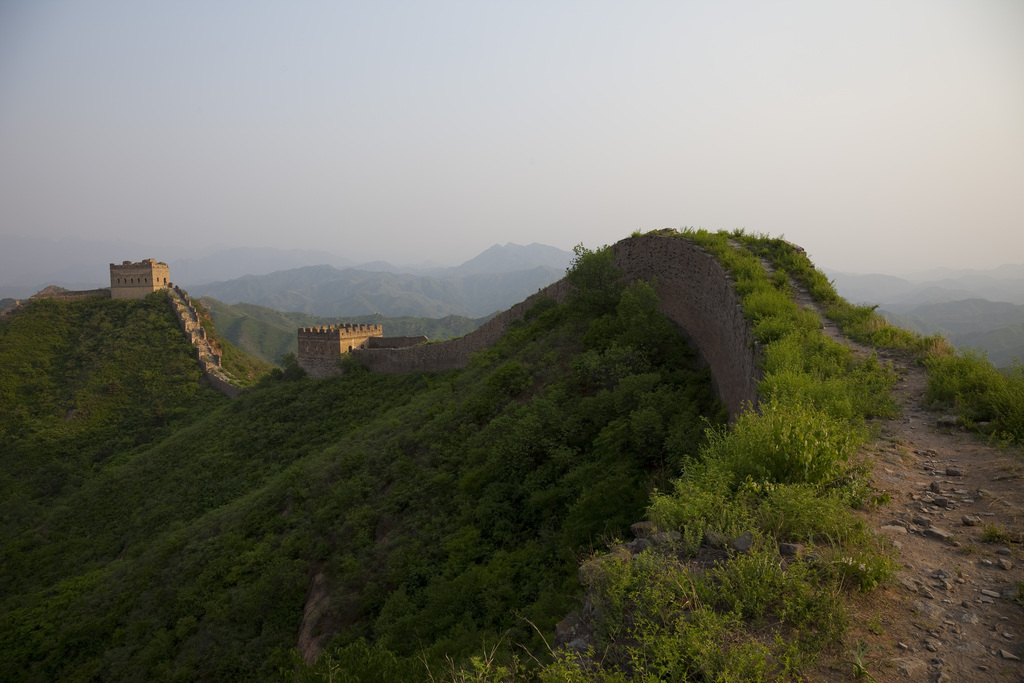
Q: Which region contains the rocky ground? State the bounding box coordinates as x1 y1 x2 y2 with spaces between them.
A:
798 279 1024 681
810 346 1024 682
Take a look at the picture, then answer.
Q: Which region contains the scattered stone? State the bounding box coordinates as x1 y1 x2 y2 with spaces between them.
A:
981 589 1001 599
919 586 935 599
934 496 950 508
930 481 943 493
979 664 989 671
899 577 919 593
924 527 952 542
703 530 727 549
731 531 754 553
937 415 959 428
914 515 933 527
958 612 980 625
897 641 908 650
623 538 650 554
980 596 996 604
630 521 656 538
1003 632 1014 640
998 558 1014 571
914 599 945 619
936 673 951 683
997 547 1012 555
946 466 963 477
1001 587 1019 600
650 531 680 545
894 657 927 677
1001 649 1021 661
933 569 952 579
778 542 803 556
980 559 994 567
924 638 941 652
882 525 909 535
962 515 982 526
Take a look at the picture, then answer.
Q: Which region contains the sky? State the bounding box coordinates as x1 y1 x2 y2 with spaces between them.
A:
1 0 1022 274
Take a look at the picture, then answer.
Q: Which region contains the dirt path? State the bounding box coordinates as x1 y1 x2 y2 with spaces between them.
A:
789 278 1024 681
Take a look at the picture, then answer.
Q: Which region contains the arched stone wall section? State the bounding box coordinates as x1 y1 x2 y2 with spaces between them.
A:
350 235 761 419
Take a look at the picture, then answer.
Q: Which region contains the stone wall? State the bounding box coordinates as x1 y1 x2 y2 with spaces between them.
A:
166 286 240 398
28 286 112 303
367 335 430 349
349 234 761 419
611 235 761 418
351 278 572 375
297 324 385 377
110 259 170 300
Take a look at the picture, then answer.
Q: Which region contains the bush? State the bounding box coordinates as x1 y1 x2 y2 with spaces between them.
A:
709 397 858 490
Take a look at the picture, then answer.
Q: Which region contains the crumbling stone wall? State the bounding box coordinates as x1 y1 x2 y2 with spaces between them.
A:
28 286 111 303
166 286 241 398
349 234 761 419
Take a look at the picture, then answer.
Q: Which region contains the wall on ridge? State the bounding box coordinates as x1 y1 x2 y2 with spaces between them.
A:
351 278 572 374
351 234 761 418
611 236 761 418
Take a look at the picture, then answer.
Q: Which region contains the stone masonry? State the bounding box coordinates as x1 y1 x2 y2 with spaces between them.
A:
347 234 761 420
297 324 383 378
110 259 170 300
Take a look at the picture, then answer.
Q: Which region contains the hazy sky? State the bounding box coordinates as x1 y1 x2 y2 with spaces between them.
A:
1 1 1021 273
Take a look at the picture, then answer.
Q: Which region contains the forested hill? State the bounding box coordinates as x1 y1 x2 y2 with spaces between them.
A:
0 251 725 681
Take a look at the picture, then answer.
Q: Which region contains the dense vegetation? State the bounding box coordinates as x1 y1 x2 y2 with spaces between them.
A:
4 233 1019 682
0 250 723 681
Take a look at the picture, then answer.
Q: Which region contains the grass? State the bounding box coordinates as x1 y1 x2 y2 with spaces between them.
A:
514 230 904 680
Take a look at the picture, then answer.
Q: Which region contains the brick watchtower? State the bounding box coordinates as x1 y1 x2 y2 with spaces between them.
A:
296 324 384 378
110 259 170 300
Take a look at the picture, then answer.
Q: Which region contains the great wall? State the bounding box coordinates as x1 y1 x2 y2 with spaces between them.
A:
3 235 762 414
2 259 242 398
299 233 761 419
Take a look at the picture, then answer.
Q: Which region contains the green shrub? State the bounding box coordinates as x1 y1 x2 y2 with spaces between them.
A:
709 397 857 490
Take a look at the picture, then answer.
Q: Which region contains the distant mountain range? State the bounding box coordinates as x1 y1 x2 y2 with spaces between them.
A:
188 243 573 318
827 264 1024 310
827 266 1024 367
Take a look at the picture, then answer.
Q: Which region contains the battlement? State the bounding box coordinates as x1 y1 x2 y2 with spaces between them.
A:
297 325 384 375
297 324 384 338
110 258 170 300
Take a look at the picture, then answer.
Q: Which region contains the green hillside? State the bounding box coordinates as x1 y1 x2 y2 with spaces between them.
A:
7 236 1018 681
201 297 488 366
0 251 726 680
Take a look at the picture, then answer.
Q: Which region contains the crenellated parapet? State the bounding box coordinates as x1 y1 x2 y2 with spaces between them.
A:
110 259 170 300
297 324 385 377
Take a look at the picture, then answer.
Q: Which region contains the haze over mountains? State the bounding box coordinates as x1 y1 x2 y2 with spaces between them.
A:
826 266 1024 367
4 233 1022 366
